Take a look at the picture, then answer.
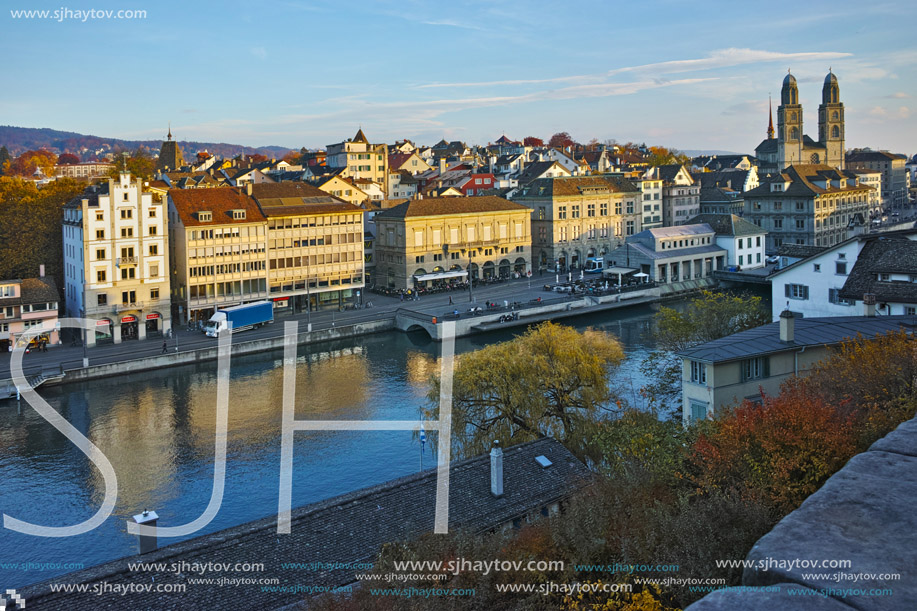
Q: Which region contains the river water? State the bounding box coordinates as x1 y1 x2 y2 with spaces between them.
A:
0 303 666 588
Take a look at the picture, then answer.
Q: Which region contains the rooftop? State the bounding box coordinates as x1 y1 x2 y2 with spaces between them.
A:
169 188 266 227
686 214 763 237
839 237 917 304
678 315 917 363
376 195 529 219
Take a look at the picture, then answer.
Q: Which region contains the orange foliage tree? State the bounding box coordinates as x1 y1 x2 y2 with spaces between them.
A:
5 149 57 177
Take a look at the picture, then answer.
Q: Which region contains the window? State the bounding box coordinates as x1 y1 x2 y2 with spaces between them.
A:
906 307 916 316
572 205 580 219
149 265 159 278
96 211 104 221
149 225 158 236
836 261 847 274
813 264 821 272
742 357 769 381
97 270 106 282
690 360 707 384
600 202 608 216
785 283 809 300
828 288 854 306
557 207 567 220
774 218 783 229
97 294 107 306
121 227 133 238
149 244 158 256
150 288 159 300
796 219 805 229
96 230 105 239
587 203 595 217
120 209 132 219
121 290 136 304
149 208 156 218
690 400 708 422
121 267 136 280
96 248 106 260
415 255 425 263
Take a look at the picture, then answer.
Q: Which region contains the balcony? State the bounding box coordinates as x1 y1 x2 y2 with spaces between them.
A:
116 301 144 312
117 256 138 266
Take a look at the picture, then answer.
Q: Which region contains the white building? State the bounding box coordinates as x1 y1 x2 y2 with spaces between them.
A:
633 176 663 229
768 229 917 321
687 214 767 270
63 173 171 345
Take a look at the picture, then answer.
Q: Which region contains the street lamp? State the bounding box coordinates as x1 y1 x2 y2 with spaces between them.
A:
468 251 476 303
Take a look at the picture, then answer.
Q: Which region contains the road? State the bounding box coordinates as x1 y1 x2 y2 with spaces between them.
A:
0 275 572 380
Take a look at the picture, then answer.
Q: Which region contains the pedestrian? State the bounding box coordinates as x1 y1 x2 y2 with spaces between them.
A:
448 296 453 305
400 293 404 302
162 339 168 354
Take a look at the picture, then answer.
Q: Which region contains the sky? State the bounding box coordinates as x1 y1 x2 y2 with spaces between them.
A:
1 0 915 155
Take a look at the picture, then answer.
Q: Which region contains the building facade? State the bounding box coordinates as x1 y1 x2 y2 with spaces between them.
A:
515 175 642 272
743 165 873 251
773 71 845 171
643 165 700 226
0 274 60 350
54 161 116 179
63 173 171 345
326 129 388 194
374 196 531 290
687 214 767 270
845 150 908 209
607 224 727 285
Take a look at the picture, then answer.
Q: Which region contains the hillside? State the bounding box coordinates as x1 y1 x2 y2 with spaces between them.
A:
0 125 295 160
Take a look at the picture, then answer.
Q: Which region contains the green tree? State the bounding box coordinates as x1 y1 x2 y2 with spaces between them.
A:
640 291 770 416
423 321 625 460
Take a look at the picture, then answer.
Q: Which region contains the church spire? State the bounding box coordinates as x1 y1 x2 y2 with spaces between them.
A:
167 122 172 141
767 94 775 140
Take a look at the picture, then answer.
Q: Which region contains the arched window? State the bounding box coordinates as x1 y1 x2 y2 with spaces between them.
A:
790 111 797 122
832 125 840 139
790 127 799 141
832 110 839 121
810 153 820 164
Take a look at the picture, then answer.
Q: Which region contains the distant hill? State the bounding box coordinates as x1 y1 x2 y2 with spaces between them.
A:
0 126 295 160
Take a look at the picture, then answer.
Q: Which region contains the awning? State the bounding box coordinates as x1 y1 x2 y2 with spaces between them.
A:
603 266 638 275
413 270 468 282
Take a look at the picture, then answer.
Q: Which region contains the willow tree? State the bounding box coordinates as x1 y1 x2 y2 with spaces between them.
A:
423 321 625 460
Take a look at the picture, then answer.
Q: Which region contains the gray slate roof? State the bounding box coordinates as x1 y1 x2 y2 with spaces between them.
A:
630 223 715 241
0 277 59 307
20 437 590 610
687 214 763 237
678 315 917 363
839 237 917 303
624 242 725 261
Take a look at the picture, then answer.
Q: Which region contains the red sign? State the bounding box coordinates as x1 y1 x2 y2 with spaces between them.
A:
146 313 160 320
96 320 110 327
121 316 137 323
273 298 288 303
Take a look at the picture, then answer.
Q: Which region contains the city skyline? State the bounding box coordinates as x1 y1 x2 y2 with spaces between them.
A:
1 0 915 153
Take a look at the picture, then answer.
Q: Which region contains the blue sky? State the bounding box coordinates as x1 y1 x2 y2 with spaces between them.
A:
2 0 914 154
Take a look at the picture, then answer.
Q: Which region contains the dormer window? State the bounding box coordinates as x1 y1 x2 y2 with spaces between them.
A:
232 209 246 220
198 211 212 222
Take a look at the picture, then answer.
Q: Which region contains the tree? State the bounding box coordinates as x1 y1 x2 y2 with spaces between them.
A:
108 148 155 180
282 150 299 163
640 291 770 415
423 322 625 460
548 132 575 149
523 136 544 147
6 149 57 177
0 146 10 174
58 153 80 165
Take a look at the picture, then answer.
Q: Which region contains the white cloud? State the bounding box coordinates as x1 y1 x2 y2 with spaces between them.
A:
890 92 910 99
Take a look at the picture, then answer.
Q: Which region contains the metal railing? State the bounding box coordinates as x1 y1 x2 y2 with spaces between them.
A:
117 256 138 266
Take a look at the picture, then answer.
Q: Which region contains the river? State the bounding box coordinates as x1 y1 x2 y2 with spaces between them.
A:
0 302 667 588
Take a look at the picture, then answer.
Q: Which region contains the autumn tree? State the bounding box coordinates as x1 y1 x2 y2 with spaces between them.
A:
523 136 544 147
640 291 770 415
58 153 81 165
108 148 155 180
423 322 625 460
0 177 84 292
6 149 57 177
548 132 575 149
0 146 11 174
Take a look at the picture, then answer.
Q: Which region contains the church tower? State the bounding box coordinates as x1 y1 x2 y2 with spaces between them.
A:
155 124 186 172
818 70 845 169
777 71 803 169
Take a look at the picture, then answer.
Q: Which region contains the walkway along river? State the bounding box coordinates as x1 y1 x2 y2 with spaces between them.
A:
0 301 672 589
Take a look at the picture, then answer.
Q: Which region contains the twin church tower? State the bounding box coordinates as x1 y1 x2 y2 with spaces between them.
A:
758 70 845 172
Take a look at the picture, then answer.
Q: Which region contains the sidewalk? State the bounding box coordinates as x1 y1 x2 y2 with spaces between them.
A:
0 276 555 381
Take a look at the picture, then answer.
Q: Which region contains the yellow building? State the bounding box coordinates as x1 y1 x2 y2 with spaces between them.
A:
315 174 369 205
374 196 532 290
326 129 389 193
168 187 269 324
251 182 365 311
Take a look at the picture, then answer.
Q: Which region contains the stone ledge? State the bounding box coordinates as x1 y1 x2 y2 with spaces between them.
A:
685 583 856 610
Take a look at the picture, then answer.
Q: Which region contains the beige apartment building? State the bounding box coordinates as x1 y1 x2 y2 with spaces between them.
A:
326 129 389 193
0 273 60 350
374 196 531 290
168 187 269 325
251 182 365 312
63 173 171 345
514 175 642 272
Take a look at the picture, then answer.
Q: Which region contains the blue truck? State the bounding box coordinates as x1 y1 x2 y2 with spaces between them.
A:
204 301 274 337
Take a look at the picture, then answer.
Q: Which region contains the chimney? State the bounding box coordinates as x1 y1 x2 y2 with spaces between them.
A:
863 293 876 317
131 509 159 554
246 183 252 196
779 309 795 343
490 440 504 498
489 155 496 174
439 157 446 176
39 264 45 278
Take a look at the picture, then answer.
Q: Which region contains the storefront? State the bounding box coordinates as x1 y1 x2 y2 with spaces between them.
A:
95 318 113 344
145 312 162 337
120 315 139 341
